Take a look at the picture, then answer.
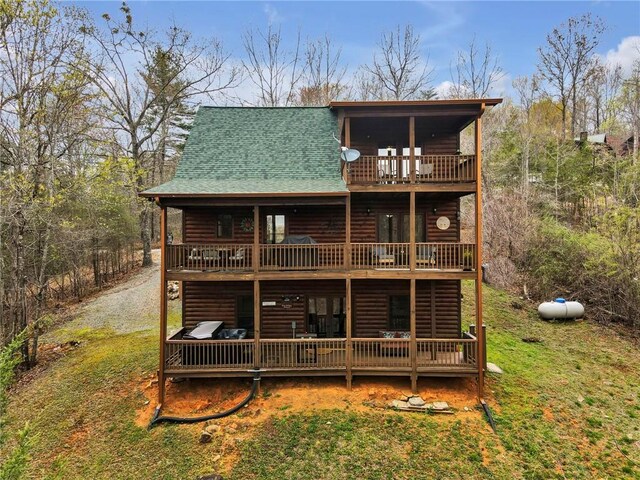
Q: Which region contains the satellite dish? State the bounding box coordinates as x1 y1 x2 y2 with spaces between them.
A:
332 133 360 162
340 146 361 163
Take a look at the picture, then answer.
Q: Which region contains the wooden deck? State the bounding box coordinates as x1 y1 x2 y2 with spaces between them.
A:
164 333 478 378
166 242 476 276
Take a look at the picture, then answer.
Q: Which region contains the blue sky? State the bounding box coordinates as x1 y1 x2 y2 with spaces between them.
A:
77 1 640 99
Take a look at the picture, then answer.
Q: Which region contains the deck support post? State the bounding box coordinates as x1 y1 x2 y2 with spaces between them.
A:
254 279 261 370
475 108 485 399
346 277 352 390
158 205 168 405
345 195 351 269
410 190 416 272
409 116 416 183
410 278 417 393
344 117 351 185
253 205 259 272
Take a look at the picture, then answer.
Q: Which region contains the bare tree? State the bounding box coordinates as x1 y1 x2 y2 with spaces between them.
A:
581 59 622 133
621 59 640 160
537 14 606 139
0 0 94 361
449 37 504 99
297 35 348 106
512 75 542 195
359 25 434 100
80 3 239 266
242 25 304 107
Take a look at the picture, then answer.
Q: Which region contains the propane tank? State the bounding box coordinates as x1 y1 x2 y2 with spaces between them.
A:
538 298 585 320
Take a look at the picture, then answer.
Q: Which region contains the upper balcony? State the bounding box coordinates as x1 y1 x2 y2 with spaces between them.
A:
346 154 476 186
332 103 487 193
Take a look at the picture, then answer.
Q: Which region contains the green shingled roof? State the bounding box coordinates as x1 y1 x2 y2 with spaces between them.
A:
142 106 346 196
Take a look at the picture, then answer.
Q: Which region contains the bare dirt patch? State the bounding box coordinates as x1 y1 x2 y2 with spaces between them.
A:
135 375 482 428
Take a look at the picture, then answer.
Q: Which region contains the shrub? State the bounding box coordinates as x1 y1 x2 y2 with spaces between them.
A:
0 331 33 479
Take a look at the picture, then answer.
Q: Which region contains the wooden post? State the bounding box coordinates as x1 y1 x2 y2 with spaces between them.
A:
254 279 261 368
410 190 416 272
475 107 485 399
344 117 351 185
409 116 416 183
410 278 417 393
158 205 167 405
253 205 260 273
346 278 352 390
345 195 351 269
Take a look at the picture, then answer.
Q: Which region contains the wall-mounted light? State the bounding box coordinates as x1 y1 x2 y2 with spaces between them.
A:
432 207 437 215
366 207 371 215
293 208 298 214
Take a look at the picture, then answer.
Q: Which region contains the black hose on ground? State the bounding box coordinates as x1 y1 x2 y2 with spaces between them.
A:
148 371 262 428
480 399 497 433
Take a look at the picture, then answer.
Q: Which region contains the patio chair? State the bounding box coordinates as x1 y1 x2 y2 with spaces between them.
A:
418 162 434 180
377 159 397 183
371 245 395 266
228 247 245 267
416 245 437 268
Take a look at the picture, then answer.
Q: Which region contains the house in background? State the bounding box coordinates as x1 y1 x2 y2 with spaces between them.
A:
141 99 502 404
575 132 635 157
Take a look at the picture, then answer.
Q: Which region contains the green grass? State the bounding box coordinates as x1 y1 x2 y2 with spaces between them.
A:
2 283 639 479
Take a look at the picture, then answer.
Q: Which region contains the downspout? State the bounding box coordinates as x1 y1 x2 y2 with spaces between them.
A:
149 370 262 428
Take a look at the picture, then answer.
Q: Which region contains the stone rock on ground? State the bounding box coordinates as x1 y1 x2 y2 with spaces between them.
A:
199 431 213 444
431 401 449 411
487 362 503 374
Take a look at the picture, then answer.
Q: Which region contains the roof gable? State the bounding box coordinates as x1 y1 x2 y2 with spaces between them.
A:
143 106 346 196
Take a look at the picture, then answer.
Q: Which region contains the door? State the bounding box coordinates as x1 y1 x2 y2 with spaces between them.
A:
307 297 345 338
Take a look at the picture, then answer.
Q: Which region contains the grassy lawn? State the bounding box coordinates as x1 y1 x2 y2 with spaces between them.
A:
3 283 639 479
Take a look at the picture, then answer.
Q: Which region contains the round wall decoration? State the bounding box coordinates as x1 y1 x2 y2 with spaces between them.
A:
240 217 254 232
436 216 450 230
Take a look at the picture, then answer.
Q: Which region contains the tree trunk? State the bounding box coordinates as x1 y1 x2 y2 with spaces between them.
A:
140 204 153 267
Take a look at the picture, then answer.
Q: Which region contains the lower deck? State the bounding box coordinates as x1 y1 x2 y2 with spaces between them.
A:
164 333 478 378
164 278 480 383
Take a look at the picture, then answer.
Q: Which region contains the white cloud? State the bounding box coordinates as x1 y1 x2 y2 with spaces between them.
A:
491 73 512 98
434 80 454 99
263 3 284 25
600 36 640 76
417 2 465 42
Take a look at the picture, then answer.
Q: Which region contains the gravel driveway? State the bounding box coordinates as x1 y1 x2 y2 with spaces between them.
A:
44 250 162 342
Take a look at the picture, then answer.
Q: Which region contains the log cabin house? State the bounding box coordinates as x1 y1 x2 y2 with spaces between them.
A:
141 99 502 403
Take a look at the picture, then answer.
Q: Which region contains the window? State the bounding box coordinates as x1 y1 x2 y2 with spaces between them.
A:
265 214 286 244
236 295 254 331
217 215 233 238
389 295 410 330
377 213 426 242
377 213 399 242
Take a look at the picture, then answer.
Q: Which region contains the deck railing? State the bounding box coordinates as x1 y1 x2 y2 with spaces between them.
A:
166 242 476 273
352 338 412 368
416 338 477 369
259 243 344 271
347 154 476 184
351 243 410 269
415 242 476 271
164 336 477 373
165 337 254 370
166 244 253 272
260 338 347 369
